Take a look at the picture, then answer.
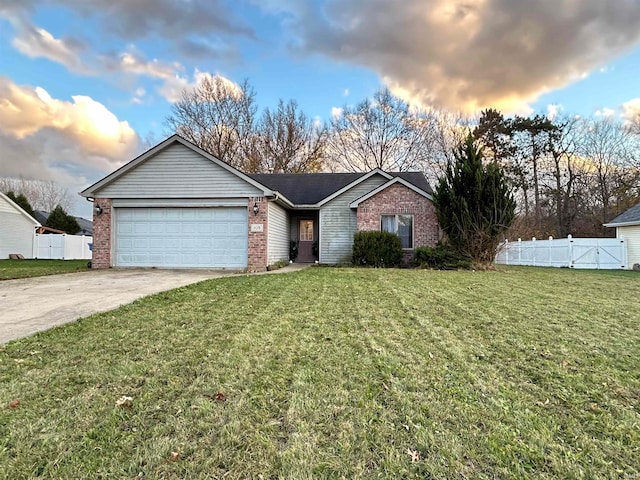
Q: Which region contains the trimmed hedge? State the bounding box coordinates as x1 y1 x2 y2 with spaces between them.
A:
414 243 472 270
352 231 403 268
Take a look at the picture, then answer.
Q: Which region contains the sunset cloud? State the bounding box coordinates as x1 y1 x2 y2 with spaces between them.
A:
0 76 139 188
276 0 640 113
9 16 90 74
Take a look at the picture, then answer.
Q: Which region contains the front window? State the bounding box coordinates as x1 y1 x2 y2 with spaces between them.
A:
300 220 314 241
381 214 413 249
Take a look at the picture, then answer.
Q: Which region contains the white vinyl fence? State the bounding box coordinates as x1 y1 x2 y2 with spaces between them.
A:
34 234 93 260
495 235 627 270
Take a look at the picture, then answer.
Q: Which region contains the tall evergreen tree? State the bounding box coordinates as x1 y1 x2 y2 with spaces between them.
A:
46 205 81 234
433 134 516 266
5 191 35 217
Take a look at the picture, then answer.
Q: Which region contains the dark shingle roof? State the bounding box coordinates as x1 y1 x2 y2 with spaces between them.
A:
606 202 640 226
248 172 363 205
34 210 93 235
393 172 433 195
33 210 48 224
248 171 432 205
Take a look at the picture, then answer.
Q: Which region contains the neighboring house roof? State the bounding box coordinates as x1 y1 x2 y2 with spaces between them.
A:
249 170 433 206
33 210 48 224
0 192 40 226
75 216 93 235
604 202 640 227
34 210 93 235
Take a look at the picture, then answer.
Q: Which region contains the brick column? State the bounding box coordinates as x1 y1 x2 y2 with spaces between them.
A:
92 198 112 269
247 197 268 272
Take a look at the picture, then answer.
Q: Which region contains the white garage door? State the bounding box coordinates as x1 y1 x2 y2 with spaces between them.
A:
115 207 248 268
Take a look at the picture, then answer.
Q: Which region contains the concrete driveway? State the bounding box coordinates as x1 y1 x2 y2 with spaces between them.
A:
0 269 231 344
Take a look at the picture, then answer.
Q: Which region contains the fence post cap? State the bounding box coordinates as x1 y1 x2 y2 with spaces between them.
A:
567 234 572 239
532 237 536 241
549 236 553 240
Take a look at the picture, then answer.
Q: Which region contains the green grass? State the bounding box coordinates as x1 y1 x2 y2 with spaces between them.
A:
0 259 89 280
1 267 639 479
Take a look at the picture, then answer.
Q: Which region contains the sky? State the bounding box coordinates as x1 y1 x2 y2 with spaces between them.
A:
1 0 640 217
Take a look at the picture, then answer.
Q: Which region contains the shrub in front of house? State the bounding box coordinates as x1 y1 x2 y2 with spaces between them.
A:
414 243 472 270
352 231 403 268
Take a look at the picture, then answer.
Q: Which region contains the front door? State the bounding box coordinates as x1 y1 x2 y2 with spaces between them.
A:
298 219 315 262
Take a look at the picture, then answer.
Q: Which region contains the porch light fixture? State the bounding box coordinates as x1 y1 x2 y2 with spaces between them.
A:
94 204 103 216
253 202 260 216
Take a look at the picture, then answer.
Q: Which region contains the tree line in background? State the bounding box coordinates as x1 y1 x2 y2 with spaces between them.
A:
2 179 80 234
166 77 640 239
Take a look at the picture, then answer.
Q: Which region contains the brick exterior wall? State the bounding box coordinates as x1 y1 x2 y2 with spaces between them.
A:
247 197 268 272
92 198 112 269
356 183 439 263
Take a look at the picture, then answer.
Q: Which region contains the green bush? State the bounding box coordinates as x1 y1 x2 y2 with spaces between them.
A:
289 240 298 261
414 243 472 270
352 231 403 268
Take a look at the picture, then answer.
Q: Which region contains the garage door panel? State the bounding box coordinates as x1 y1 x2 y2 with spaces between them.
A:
115 207 248 268
134 223 149 234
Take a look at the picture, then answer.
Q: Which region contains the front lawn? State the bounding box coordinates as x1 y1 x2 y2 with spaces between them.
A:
1 267 638 478
0 259 89 280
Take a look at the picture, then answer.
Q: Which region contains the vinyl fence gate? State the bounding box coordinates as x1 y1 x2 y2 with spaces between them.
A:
34 234 93 260
495 235 627 270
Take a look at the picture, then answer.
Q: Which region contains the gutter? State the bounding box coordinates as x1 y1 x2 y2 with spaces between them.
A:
603 220 640 228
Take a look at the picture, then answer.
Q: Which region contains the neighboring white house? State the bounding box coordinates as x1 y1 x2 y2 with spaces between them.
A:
604 202 640 269
0 192 41 259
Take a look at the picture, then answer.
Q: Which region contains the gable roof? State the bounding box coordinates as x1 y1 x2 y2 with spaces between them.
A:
0 192 40 226
248 172 363 205
349 176 433 208
249 170 432 206
80 134 275 198
604 202 640 227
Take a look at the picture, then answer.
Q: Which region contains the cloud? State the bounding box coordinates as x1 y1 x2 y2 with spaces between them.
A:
158 71 243 103
6 0 253 41
622 98 640 124
8 15 90 74
595 107 616 118
276 0 640 113
0 76 139 199
331 106 344 118
546 104 562 120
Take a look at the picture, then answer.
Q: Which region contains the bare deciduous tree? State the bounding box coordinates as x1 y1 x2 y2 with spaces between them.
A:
247 100 326 173
326 88 437 172
165 76 257 169
0 177 73 212
579 117 634 227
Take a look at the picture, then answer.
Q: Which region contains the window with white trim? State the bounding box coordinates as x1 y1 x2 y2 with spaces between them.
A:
381 214 413 249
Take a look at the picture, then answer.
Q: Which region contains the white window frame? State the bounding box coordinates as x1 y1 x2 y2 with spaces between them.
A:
381 214 414 249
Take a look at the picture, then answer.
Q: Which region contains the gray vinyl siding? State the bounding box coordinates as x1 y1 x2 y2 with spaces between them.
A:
319 175 387 264
0 200 36 258
96 143 262 198
268 201 290 264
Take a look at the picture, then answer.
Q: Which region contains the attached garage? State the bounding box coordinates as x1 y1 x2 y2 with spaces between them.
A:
114 207 248 268
81 135 279 271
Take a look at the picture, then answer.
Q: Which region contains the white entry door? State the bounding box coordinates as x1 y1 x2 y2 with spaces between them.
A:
115 207 248 268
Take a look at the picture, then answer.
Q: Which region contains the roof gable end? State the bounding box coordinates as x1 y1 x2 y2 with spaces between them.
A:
81 135 274 198
0 192 40 226
349 176 434 208
316 169 393 207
